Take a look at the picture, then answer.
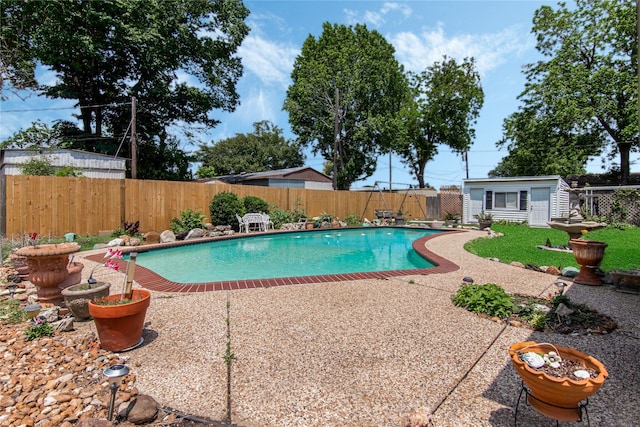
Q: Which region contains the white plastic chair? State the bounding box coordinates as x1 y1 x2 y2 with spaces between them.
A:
236 214 248 233
262 213 274 230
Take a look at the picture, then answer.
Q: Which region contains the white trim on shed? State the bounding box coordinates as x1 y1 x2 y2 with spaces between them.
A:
462 176 570 226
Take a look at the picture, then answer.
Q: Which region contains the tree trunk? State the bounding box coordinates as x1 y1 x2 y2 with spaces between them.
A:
619 142 631 185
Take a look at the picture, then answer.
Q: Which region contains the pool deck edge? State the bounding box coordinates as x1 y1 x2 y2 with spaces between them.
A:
83 228 465 293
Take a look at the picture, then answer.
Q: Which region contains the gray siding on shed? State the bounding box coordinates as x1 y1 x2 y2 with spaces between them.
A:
462 176 569 225
1 149 126 179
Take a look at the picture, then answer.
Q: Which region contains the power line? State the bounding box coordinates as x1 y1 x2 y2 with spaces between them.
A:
1 102 130 113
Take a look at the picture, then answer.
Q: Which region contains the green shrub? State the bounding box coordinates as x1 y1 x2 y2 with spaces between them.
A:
23 318 54 341
452 283 514 318
268 198 306 229
19 157 55 176
210 192 244 230
171 209 207 233
242 196 270 214
344 214 362 226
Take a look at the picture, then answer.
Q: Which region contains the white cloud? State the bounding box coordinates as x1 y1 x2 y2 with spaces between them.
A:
345 2 412 27
390 23 534 77
238 35 298 88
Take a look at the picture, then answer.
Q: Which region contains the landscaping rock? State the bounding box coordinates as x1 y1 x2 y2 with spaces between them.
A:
160 230 176 243
143 231 161 244
562 266 580 277
545 266 561 275
510 261 525 268
185 228 205 240
126 394 159 424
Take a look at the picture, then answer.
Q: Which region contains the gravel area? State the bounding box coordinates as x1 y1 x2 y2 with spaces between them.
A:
73 229 639 426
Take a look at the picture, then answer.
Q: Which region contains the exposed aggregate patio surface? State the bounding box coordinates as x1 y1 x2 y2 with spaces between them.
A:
76 229 640 426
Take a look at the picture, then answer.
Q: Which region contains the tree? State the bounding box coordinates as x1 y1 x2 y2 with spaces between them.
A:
283 22 409 190
490 107 598 177
504 0 638 184
195 121 305 175
395 57 483 188
1 0 250 180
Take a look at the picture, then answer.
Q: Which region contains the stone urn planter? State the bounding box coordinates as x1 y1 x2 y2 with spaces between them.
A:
569 239 607 286
61 282 111 320
15 243 80 304
9 252 30 281
477 220 493 230
88 289 151 352
59 261 84 290
509 341 608 422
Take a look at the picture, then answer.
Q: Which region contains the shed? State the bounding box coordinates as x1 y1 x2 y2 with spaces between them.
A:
204 167 333 190
0 149 126 179
462 176 570 227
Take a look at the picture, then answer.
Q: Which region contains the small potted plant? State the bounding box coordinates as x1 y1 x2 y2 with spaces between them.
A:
509 341 608 422
61 249 122 320
88 252 151 352
473 211 493 229
443 211 460 226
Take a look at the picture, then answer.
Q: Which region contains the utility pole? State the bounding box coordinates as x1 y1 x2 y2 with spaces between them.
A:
465 149 469 179
333 87 339 190
131 97 137 179
389 148 392 192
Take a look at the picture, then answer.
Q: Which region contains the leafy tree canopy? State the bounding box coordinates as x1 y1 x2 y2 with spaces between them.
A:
490 107 597 177
284 22 409 190
396 57 483 188
1 0 250 180
195 121 305 175
499 0 638 184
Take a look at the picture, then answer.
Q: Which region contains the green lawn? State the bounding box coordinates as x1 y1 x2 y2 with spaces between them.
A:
464 223 639 272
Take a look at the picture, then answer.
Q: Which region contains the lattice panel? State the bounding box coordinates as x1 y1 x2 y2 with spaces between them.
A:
590 191 640 225
439 186 462 220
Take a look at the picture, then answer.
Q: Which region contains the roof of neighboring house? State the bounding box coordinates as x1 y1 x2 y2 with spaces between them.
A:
201 167 332 184
463 175 563 184
564 173 640 187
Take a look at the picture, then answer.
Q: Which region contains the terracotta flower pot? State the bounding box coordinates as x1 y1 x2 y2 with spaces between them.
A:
88 289 151 351
61 281 111 320
15 243 80 304
569 239 607 286
509 341 608 422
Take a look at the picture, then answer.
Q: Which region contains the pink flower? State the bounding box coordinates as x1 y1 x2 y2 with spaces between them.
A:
88 249 124 282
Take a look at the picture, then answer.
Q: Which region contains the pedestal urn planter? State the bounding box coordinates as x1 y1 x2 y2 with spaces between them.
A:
509 341 608 422
61 282 111 320
88 289 151 352
569 239 607 286
16 243 80 304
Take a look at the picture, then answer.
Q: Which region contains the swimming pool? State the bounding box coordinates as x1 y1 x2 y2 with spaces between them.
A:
133 227 442 284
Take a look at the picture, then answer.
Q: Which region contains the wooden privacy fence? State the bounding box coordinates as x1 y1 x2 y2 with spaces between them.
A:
2 175 429 237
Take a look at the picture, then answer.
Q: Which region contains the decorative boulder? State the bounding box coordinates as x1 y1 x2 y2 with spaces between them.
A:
185 228 205 240
143 231 161 244
160 230 176 243
126 394 159 424
106 238 124 247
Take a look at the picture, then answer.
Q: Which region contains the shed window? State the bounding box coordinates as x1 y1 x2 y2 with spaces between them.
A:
494 192 518 209
520 191 528 211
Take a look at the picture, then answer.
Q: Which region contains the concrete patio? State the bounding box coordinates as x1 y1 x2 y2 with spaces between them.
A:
79 229 640 426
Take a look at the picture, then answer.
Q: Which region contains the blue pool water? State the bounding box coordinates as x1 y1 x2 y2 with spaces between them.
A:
133 227 440 283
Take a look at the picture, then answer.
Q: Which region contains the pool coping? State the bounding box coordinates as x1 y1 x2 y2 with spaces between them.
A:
84 228 464 293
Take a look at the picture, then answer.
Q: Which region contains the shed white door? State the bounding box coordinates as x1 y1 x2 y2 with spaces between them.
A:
469 188 484 222
530 187 550 226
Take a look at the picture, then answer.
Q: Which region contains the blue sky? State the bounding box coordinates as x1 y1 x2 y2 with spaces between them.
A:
1 1 637 189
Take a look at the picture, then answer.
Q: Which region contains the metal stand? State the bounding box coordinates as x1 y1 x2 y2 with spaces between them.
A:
514 382 590 426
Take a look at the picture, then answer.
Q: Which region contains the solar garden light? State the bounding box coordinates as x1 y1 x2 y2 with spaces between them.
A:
554 281 568 296
5 284 18 299
103 364 130 421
